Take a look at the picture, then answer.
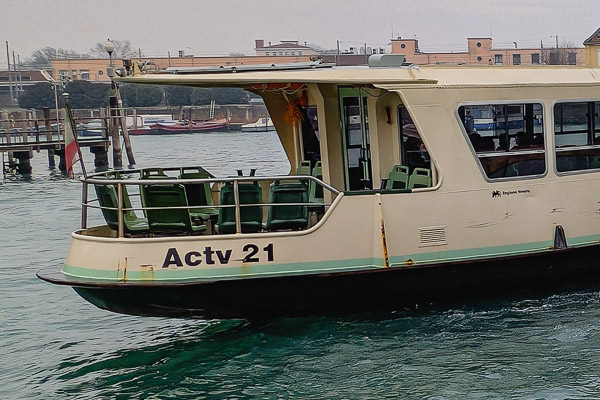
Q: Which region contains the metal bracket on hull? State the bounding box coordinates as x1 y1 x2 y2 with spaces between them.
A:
554 225 568 250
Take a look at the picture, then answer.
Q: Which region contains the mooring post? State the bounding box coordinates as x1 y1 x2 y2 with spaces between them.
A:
55 148 66 172
115 88 136 168
14 150 32 175
109 95 123 169
43 107 55 169
90 145 109 172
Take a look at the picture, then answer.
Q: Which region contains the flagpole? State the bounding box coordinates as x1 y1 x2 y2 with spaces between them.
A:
62 93 87 179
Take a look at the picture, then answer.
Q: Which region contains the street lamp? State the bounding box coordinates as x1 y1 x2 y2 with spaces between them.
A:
104 39 115 78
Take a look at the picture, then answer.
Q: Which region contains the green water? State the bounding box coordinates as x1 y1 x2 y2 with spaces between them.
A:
1 132 600 399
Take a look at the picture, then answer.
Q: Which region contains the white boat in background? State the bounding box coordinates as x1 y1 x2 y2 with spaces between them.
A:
241 117 276 132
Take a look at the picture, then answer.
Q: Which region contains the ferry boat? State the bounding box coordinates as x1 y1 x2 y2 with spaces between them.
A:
38 56 600 318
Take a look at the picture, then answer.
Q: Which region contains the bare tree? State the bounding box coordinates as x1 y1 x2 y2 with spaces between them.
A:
557 40 577 65
89 40 139 59
546 40 578 65
24 47 88 68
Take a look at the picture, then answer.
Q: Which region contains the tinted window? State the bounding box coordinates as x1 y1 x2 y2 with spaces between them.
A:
554 101 600 172
459 103 545 179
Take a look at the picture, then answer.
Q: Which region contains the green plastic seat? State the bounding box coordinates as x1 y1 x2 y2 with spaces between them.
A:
308 161 324 210
408 168 432 189
296 161 312 177
140 183 206 234
266 181 309 231
385 165 409 190
179 167 218 219
94 184 149 234
217 182 263 234
140 168 170 179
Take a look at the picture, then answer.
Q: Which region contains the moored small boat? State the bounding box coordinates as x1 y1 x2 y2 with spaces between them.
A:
129 118 228 135
241 117 276 132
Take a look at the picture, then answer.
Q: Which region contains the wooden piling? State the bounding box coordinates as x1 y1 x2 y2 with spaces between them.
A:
13 150 32 175
43 107 56 169
115 89 136 167
108 95 123 169
90 146 109 171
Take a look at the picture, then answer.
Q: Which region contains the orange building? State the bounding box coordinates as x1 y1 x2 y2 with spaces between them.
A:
51 55 312 83
391 37 586 66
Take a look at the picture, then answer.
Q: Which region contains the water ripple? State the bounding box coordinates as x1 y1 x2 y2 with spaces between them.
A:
2 133 600 399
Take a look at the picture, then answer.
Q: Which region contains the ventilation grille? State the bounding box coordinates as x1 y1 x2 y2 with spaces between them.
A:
418 226 447 247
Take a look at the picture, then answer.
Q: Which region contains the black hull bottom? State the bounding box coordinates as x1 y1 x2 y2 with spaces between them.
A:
53 245 600 319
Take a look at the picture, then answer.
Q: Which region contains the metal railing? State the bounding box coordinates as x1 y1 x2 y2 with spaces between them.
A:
81 167 339 237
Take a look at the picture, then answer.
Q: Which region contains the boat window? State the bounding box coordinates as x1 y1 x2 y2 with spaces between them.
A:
459 103 546 179
554 101 600 173
398 106 430 173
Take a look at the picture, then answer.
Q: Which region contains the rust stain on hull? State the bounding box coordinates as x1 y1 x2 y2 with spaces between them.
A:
377 194 390 268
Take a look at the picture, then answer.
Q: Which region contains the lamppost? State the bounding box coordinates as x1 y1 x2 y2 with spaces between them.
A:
103 38 123 168
104 39 115 84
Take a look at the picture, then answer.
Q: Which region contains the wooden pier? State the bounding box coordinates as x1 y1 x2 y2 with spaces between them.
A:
1 109 111 176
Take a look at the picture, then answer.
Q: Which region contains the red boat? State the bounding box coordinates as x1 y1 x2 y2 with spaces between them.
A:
129 118 228 135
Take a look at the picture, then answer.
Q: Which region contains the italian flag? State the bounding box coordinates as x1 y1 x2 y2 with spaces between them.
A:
64 104 80 177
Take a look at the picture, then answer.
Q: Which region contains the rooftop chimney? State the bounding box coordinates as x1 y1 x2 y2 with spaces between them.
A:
255 39 264 49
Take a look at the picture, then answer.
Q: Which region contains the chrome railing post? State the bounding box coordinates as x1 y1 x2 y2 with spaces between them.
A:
233 179 242 234
117 182 124 238
81 182 88 229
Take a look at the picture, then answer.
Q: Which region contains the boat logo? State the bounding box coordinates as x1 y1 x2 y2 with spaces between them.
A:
492 190 501 198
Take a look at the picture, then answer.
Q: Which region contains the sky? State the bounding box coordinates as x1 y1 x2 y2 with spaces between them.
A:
1 0 599 68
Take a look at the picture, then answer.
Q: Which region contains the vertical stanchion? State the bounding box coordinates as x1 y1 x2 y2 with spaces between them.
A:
233 179 242 234
81 182 88 229
117 182 124 238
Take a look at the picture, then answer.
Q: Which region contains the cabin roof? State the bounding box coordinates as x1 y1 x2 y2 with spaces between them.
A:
118 65 600 88
584 27 600 46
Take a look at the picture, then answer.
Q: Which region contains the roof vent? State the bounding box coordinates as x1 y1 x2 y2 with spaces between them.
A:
368 54 406 68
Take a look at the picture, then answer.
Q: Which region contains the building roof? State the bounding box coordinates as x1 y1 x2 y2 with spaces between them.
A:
261 42 313 50
584 27 600 46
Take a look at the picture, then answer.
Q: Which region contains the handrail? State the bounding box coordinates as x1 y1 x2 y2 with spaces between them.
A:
81 169 339 236
82 173 340 194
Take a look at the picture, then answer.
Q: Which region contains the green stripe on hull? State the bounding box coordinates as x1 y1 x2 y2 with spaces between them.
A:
62 257 387 282
62 234 600 282
389 240 555 267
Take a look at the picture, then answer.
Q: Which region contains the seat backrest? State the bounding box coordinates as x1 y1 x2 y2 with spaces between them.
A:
386 165 409 190
296 160 311 176
141 168 168 179
309 161 324 203
141 184 193 233
94 184 145 232
94 184 120 230
218 181 263 233
179 171 215 208
180 166 214 178
266 182 308 230
408 168 432 189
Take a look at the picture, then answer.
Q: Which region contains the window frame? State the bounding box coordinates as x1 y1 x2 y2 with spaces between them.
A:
552 98 600 176
456 100 548 182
